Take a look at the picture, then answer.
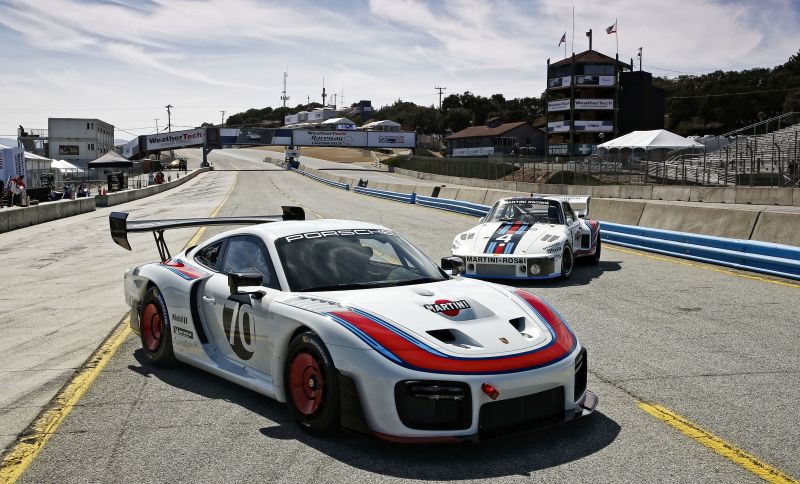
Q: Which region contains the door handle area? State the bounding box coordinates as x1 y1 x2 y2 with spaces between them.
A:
202 295 215 304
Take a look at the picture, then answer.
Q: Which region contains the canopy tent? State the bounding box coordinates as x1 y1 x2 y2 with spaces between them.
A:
51 159 85 173
87 151 137 169
597 129 704 151
359 119 401 131
321 117 357 129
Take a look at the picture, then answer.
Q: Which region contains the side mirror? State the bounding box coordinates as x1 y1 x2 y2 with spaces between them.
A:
441 256 465 275
228 272 263 295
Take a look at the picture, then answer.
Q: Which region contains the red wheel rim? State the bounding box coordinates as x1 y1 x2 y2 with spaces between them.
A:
289 352 325 416
142 302 163 352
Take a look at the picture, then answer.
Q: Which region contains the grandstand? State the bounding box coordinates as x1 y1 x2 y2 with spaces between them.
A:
656 112 800 186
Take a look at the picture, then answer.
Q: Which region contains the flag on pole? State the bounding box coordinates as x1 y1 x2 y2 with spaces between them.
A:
559 32 566 46
637 47 642 58
606 20 617 34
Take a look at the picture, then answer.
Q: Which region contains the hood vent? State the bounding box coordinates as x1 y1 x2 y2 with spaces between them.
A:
508 317 536 340
427 329 483 349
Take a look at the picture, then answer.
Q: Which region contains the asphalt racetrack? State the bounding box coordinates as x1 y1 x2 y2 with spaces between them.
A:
2 150 799 483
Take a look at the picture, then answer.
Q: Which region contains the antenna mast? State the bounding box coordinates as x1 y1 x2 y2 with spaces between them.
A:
321 76 327 107
281 71 290 108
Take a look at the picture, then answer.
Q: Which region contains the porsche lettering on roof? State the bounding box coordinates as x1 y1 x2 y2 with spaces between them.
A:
284 228 395 243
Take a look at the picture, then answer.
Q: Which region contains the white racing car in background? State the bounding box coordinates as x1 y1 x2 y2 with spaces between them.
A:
109 208 597 443
451 196 600 280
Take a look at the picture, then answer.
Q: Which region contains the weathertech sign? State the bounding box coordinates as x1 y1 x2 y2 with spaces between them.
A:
146 128 205 150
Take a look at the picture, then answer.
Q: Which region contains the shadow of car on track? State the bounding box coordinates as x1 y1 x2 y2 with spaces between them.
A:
130 350 620 480
507 259 623 289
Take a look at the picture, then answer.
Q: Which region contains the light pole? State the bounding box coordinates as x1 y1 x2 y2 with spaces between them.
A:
220 110 226 127
154 118 159 133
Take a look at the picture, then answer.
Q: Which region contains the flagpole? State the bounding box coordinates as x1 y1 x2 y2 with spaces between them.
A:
571 4 575 55
615 18 619 56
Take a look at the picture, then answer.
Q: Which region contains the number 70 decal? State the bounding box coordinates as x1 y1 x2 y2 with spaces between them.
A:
222 301 256 360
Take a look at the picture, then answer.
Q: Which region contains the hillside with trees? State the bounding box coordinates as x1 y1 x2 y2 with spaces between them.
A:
222 50 800 136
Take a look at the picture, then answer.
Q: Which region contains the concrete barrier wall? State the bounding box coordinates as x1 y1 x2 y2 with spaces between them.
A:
590 199 646 225
619 185 654 200
454 189 488 205
96 168 208 207
794 189 800 207
437 187 460 200
638 204 759 239
651 186 691 201
0 198 96 234
735 187 794 205
414 186 436 197
689 187 736 204
751 211 800 247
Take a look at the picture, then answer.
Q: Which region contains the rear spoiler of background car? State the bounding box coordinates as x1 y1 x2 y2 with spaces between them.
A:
531 195 591 218
109 206 305 261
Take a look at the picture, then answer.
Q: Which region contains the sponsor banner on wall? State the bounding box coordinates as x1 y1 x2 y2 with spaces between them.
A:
121 139 139 158
146 128 205 150
574 99 614 110
59 145 79 156
367 131 416 148
452 147 495 157
573 143 598 155
548 144 569 156
547 99 571 112
547 121 571 133
272 129 292 145
573 120 613 132
294 130 368 147
0 147 26 182
547 76 572 89
574 75 615 86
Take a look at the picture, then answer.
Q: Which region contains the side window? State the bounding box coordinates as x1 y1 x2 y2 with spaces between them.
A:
195 241 223 270
221 236 280 290
563 203 576 225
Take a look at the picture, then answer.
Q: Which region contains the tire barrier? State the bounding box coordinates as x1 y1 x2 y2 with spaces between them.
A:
290 167 350 191
354 186 416 204
601 222 800 280
288 168 800 280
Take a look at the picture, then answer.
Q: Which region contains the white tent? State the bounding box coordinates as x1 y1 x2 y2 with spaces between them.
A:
359 119 401 131
597 129 704 151
321 117 357 130
52 159 85 173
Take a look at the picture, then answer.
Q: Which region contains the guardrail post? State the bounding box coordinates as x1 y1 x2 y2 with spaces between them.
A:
410 192 417 204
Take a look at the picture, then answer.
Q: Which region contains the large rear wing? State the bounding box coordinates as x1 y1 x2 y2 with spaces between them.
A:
533 195 590 218
109 206 305 261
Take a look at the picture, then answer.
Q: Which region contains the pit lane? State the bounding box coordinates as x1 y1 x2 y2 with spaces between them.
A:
3 151 798 482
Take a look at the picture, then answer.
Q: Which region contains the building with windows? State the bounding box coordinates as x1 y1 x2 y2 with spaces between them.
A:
545 49 664 157
48 118 115 167
446 119 545 157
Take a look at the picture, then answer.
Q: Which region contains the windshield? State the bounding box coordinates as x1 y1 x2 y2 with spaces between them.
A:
275 229 448 292
484 199 564 225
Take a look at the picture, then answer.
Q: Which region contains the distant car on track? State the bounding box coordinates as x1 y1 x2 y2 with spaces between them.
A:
451 196 600 280
108 209 597 442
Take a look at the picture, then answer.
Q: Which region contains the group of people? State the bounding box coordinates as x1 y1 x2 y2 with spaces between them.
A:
1 175 28 208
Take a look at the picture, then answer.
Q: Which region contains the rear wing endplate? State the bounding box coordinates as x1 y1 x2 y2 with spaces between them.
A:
531 195 591 217
109 206 305 261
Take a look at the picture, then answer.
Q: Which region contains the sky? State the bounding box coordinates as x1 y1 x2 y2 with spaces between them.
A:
1 0 799 141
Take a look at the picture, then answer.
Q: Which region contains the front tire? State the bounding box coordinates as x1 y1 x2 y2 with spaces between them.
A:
285 332 340 433
139 286 176 365
560 245 574 279
589 238 601 265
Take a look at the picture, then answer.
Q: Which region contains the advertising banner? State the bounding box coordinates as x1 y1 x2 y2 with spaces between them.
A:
573 120 613 132
547 144 569 156
121 139 139 158
367 131 416 148
59 145 79 155
575 75 615 86
145 128 205 150
293 130 368 147
574 99 614 110
547 76 572 89
573 143 598 155
547 99 571 112
452 147 495 157
0 147 26 183
547 121 571 133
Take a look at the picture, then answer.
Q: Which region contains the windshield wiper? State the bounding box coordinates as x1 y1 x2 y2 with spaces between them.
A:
392 277 445 287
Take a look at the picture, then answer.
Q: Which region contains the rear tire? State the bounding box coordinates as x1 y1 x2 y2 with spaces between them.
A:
139 286 176 365
285 332 340 433
560 245 574 279
589 238 601 265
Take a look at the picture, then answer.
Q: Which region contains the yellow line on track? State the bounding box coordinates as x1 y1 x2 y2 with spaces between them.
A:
605 245 800 289
0 320 131 483
0 170 240 484
639 402 798 483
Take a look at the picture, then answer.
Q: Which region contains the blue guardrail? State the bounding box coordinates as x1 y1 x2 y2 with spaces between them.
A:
291 168 350 190
417 196 490 217
354 186 416 203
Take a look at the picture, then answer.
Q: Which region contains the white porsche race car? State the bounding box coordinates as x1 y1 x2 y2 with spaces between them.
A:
109 208 597 442
452 196 601 280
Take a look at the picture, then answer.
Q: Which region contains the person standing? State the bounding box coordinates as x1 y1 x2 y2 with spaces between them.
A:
9 174 27 206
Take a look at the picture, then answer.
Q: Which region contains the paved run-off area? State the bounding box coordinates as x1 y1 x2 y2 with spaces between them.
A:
2 151 798 483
